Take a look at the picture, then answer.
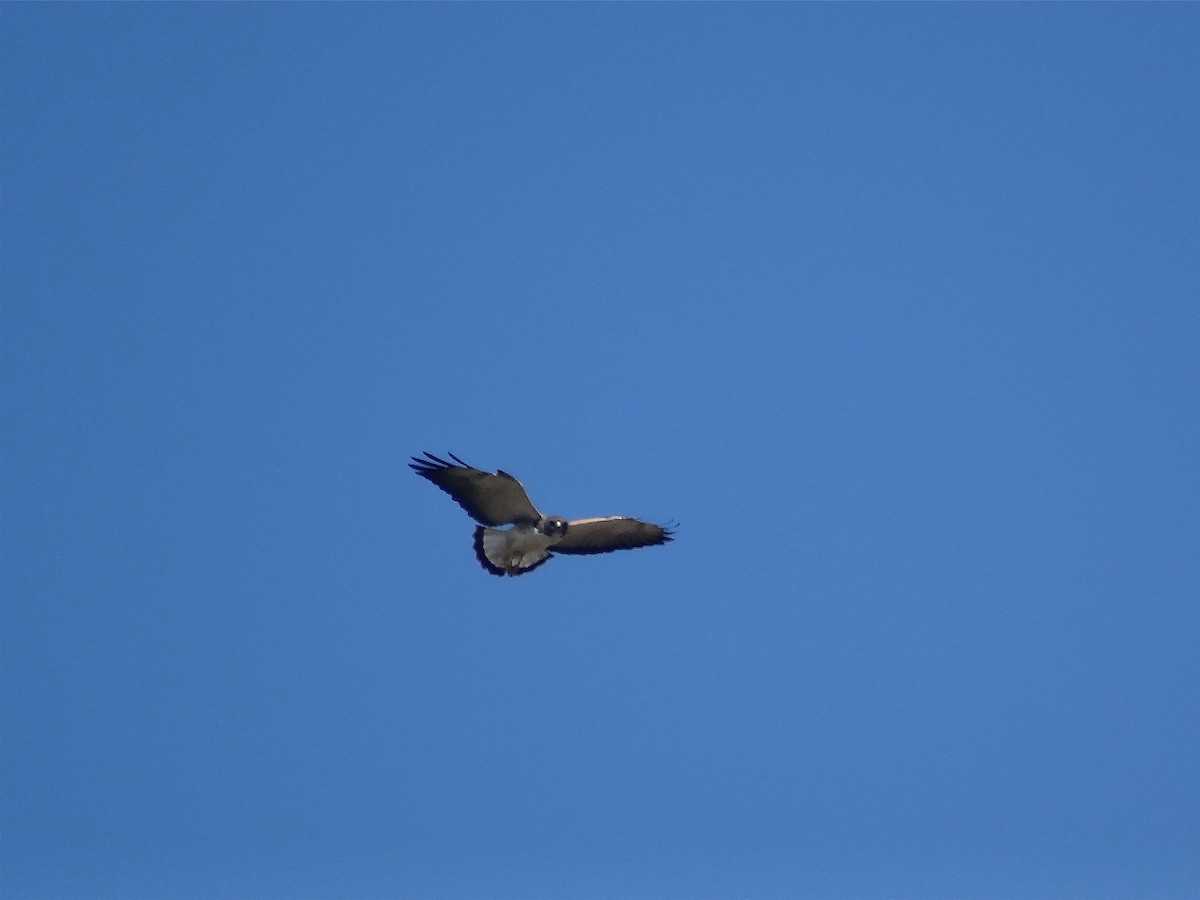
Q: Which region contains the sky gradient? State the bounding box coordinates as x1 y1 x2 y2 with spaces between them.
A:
3 5 1198 899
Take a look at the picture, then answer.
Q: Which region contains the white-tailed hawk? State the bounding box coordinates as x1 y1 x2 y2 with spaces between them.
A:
410 451 675 577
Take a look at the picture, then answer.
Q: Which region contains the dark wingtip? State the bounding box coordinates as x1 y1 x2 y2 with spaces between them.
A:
410 451 467 474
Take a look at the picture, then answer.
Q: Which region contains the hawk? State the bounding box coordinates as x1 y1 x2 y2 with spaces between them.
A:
410 451 675 577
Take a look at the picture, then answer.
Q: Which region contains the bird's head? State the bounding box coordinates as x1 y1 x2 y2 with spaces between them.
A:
538 517 568 537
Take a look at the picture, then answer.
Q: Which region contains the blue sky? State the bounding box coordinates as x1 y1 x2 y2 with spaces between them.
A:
3 5 1197 899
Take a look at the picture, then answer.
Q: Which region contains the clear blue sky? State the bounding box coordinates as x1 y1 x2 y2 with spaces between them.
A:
3 5 1197 899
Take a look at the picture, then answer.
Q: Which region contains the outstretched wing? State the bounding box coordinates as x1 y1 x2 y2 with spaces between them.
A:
410 452 541 526
553 516 675 556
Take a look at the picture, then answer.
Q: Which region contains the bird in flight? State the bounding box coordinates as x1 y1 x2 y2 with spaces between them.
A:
410 452 675 577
